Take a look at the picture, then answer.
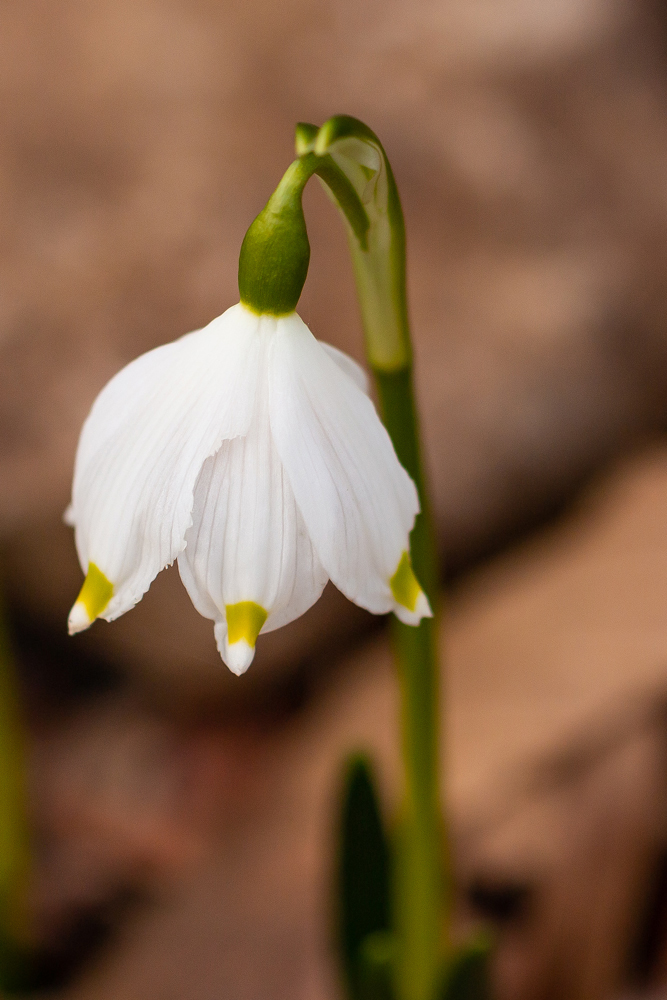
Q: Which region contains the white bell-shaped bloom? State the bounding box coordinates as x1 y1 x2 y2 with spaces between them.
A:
67 303 431 674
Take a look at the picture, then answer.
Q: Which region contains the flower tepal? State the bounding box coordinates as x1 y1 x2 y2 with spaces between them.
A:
66 151 431 674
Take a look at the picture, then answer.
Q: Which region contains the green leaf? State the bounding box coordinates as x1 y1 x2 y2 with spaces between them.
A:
0 591 30 991
337 756 393 1000
439 934 493 1000
357 931 395 1000
0 936 34 994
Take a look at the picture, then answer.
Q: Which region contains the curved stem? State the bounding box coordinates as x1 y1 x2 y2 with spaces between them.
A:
298 117 449 1000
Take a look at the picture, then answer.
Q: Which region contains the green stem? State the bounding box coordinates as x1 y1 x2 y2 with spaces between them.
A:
297 118 449 1000
376 372 445 1000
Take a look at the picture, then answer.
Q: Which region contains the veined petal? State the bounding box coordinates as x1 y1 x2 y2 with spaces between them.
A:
269 312 425 618
319 342 369 395
178 318 328 673
68 562 113 634
69 303 262 624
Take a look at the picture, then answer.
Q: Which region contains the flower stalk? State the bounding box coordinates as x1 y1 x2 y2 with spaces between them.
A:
379 371 445 1000
297 118 448 1000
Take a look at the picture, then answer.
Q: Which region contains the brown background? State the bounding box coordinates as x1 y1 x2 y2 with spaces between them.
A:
4 1 667 997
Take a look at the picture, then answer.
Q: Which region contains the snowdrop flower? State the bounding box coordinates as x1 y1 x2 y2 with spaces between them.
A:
66 155 431 675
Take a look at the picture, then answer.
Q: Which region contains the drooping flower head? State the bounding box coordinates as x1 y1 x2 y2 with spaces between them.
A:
67 139 431 674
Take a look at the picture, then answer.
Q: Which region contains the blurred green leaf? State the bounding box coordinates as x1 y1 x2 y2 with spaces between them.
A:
357 931 395 1000
0 937 33 995
439 934 492 1000
337 755 393 1000
0 587 31 993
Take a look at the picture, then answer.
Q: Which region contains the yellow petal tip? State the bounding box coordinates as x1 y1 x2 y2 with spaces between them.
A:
221 601 268 675
225 601 268 647
68 600 92 635
225 639 256 676
69 563 113 633
390 551 432 626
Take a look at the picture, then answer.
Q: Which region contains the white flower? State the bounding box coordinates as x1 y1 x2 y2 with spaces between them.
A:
66 302 431 675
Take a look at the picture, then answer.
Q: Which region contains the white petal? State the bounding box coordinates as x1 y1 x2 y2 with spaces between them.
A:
67 600 92 635
393 583 432 625
269 313 421 616
214 624 254 676
319 342 369 394
178 320 328 671
69 303 262 622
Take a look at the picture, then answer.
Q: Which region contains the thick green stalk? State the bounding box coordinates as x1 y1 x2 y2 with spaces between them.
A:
376 373 444 1000
298 118 448 1000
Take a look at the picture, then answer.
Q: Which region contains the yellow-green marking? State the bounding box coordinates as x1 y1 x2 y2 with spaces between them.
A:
225 601 268 648
390 550 422 613
76 563 113 620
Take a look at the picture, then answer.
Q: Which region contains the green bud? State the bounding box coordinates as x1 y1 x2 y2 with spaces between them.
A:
238 154 319 315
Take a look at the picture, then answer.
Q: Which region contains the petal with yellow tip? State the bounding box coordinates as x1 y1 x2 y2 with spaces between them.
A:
216 601 268 676
68 563 113 635
67 303 262 625
177 323 328 674
269 313 422 618
390 550 432 626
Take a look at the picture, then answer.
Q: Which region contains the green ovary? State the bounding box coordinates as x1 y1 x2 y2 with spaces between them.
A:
78 563 113 619
390 550 422 612
226 601 268 647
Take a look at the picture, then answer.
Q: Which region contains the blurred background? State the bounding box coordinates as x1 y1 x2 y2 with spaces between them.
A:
4 0 667 997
